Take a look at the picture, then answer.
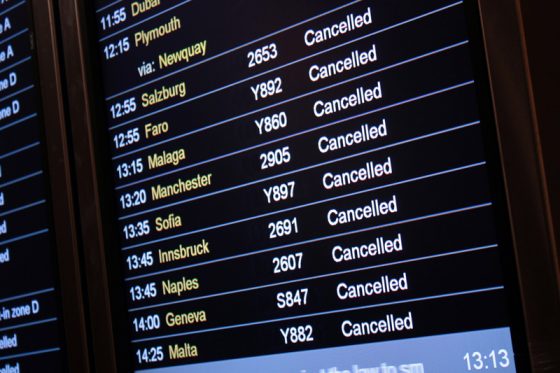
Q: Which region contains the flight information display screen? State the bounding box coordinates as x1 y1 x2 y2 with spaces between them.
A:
93 1 526 371
0 0 67 371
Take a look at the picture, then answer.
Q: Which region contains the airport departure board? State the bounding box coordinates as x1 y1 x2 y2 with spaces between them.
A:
0 0 66 372
93 1 525 372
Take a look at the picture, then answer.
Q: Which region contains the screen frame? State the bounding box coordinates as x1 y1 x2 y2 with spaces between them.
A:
516 0 560 268
56 0 560 371
476 0 560 369
55 0 132 371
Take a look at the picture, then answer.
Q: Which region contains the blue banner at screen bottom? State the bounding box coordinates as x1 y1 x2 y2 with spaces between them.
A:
138 327 516 373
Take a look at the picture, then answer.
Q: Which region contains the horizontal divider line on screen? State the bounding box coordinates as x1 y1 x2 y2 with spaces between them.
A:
0 288 55 305
0 113 38 134
105 0 461 102
0 84 34 104
0 199 46 218
0 317 58 333
0 0 25 18
131 285 503 342
109 38 468 133
99 0 193 43
105 0 369 100
0 27 29 47
0 56 32 76
0 170 42 189
115 80 476 194
0 227 49 247
126 203 493 283
96 0 123 14
118 118 480 221
0 141 39 160
121 160 486 251
0 347 61 362
0 170 43 188
127 238 497 314
129 243 498 313
113 38 469 163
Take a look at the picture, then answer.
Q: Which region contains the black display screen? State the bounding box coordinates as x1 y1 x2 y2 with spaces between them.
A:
0 0 66 371
92 1 526 371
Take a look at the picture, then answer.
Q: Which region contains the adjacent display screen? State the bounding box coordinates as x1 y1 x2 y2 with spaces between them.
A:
93 1 525 371
0 0 66 371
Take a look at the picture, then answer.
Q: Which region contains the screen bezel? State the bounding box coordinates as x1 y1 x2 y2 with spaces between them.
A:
27 0 91 372
57 0 560 371
476 0 560 369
